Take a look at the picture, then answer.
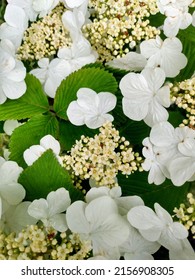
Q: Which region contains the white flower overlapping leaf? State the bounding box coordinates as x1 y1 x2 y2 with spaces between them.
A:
23 134 62 166
28 188 71 232
119 67 170 127
67 88 117 129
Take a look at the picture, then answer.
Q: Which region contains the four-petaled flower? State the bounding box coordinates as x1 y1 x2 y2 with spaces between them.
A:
119 67 170 127
67 88 117 129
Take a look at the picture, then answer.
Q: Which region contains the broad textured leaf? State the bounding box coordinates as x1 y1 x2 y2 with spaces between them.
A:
177 25 195 81
118 171 190 214
59 120 98 151
9 114 59 168
0 74 49 120
19 150 83 202
53 67 118 120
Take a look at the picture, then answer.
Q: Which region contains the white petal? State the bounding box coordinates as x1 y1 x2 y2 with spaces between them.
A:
28 199 48 220
85 187 110 203
0 87 7 104
140 37 162 58
4 4 28 30
8 61 26 82
144 99 169 127
3 120 21 136
23 145 46 166
116 196 144 215
178 138 195 157
171 222 188 239
169 157 195 186
156 85 170 107
127 206 162 230
122 97 149 121
47 188 71 216
163 16 181 37
148 164 166 185
154 203 172 225
119 72 151 99
66 201 90 233
30 68 48 85
67 101 85 126
65 0 86 8
139 227 162 242
85 114 113 129
0 183 25 205
2 80 26 99
49 213 68 232
98 92 117 114
40 135 60 155
0 161 23 183
77 88 98 111
141 68 166 92
150 121 175 147
169 239 195 260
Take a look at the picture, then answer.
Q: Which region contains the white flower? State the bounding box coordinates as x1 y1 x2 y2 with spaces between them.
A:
119 67 170 127
66 196 130 256
120 224 160 260
23 134 62 166
28 188 71 232
149 121 195 186
57 37 98 73
127 203 188 251
0 39 27 104
106 52 147 72
163 6 192 37
3 120 22 136
67 88 117 129
0 4 28 48
30 57 71 98
32 0 59 18
142 138 169 185
140 36 187 77
0 202 37 234
86 186 144 216
0 157 25 218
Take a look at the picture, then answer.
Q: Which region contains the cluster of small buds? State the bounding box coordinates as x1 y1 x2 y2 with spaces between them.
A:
17 4 72 61
173 193 195 238
170 77 195 128
0 225 91 260
83 0 160 62
62 122 143 188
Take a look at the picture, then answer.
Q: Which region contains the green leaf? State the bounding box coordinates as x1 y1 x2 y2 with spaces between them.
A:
9 114 59 168
176 25 195 81
118 171 190 214
59 120 98 151
53 67 118 120
0 74 49 121
19 150 83 202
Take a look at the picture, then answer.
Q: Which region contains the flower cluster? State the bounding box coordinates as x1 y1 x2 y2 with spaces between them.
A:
83 0 160 61
63 122 143 188
173 193 195 238
0 225 91 260
17 4 71 61
170 77 195 128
